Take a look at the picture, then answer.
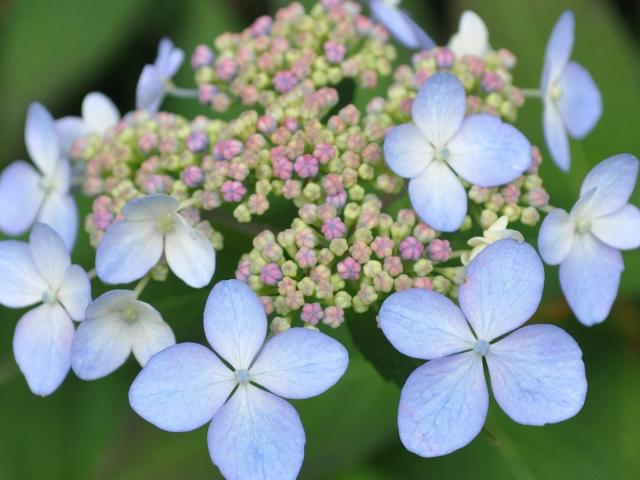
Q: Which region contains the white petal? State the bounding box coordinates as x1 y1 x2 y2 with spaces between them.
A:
459 239 544 341
379 288 475 360
29 223 71 290
96 219 163 285
591 205 640 250
203 280 267 369
250 328 348 399
541 11 574 92
57 265 91 321
448 11 490 58
559 233 623 326
13 303 74 396
129 342 235 432
136 65 166 112
130 301 176 366
38 193 78 251
370 1 435 50
557 62 602 139
412 72 466 148
0 240 47 308
56 117 87 155
543 101 570 171
165 214 216 288
156 38 184 77
383 124 433 179
25 102 60 176
208 385 305 480
82 92 120 134
0 161 44 235
448 114 530 187
487 324 587 425
579 154 639 218
408 161 467 232
538 208 575 265
122 193 179 221
398 352 488 457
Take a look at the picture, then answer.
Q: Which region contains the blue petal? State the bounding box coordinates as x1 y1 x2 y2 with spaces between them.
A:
0 161 44 236
543 101 570 171
541 11 574 92
37 193 78 252
538 208 575 265
0 240 47 308
156 37 184 78
383 123 433 179
370 1 435 50
135 65 165 112
591 205 640 250
29 223 71 289
557 62 602 139
56 117 87 155
25 102 60 176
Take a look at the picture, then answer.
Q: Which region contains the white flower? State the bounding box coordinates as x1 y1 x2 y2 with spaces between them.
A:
71 290 175 380
383 72 530 232
448 11 490 58
56 92 120 155
538 154 640 326
370 0 435 51
96 194 216 288
0 224 91 395
461 215 524 265
0 103 77 249
136 38 184 112
129 280 349 480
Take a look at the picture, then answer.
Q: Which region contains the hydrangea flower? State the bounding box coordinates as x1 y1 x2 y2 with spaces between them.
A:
96 194 216 288
383 72 530 231
538 154 640 326
379 239 587 457
0 224 91 395
447 11 490 58
129 280 349 479
0 102 77 249
370 0 435 51
136 38 185 112
56 92 120 154
541 11 601 171
71 290 175 380
461 215 523 265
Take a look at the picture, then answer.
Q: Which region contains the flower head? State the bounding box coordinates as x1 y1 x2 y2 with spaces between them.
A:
129 280 348 479
541 11 602 171
369 0 435 51
447 11 490 58
379 239 586 457
383 72 530 231
538 154 639 325
0 224 91 395
461 215 524 265
136 38 185 112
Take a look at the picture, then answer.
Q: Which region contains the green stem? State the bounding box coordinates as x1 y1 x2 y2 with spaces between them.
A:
521 88 542 98
133 275 151 299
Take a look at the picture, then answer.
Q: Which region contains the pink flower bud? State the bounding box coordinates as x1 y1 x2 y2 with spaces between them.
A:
221 181 246 202
182 165 205 187
384 256 403 277
324 41 347 63
273 70 299 93
371 236 394 258
337 257 361 280
186 131 209 153
413 277 434 290
235 258 251 281
313 143 337 164
321 217 346 240
260 263 283 286
399 236 424 261
323 306 344 328
428 239 452 262
294 154 319 178
191 44 214 68
301 303 324 325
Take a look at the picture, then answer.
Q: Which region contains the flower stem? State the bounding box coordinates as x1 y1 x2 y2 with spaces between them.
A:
521 88 542 98
87 268 97 280
168 85 199 99
133 275 151 299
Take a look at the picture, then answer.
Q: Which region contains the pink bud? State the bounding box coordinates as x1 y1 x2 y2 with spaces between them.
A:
221 180 246 202
337 257 361 280
260 263 283 286
399 236 424 261
191 44 214 68
321 217 346 240
301 303 324 325
182 165 204 187
428 239 452 262
294 154 319 178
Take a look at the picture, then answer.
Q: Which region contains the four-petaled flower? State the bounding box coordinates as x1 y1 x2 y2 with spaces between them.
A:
129 280 349 480
96 194 216 288
541 11 602 171
538 154 640 325
447 10 490 58
0 224 91 395
370 0 435 51
136 38 185 112
384 72 530 232
379 239 587 457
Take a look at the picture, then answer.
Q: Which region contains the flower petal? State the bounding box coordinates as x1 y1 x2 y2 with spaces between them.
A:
541 11 574 92
203 280 267 369
25 102 60 176
82 92 120 134
448 11 490 58
538 208 575 265
122 193 180 221
96 219 163 285
250 328 348 399
57 265 91 321
487 324 587 425
370 1 435 50
165 214 216 288
448 114 530 187
37 192 78 251
543 101 570 171
398 352 488 457
556 62 601 139
130 301 176 366
412 72 466 148
379 288 475 360
383 123 433 179
408 161 467 232
13 303 74 396
208 384 305 480
0 240 47 308
29 223 71 290
591 204 640 250
136 65 166 112
0 161 44 235
579 154 639 218
156 38 184 77
55 116 87 155
129 342 235 432
459 239 544 341
559 233 623 326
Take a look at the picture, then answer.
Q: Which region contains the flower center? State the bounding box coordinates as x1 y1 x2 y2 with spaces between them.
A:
575 218 591 234
155 214 176 233
435 146 451 163
38 176 55 193
234 369 251 384
42 290 57 304
121 306 138 323
473 339 490 356
550 83 563 101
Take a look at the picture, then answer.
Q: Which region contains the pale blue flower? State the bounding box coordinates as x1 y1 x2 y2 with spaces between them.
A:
383 72 530 232
370 0 435 50
541 11 602 171
538 154 639 326
0 224 91 395
448 11 490 58
71 290 175 380
96 194 216 288
0 103 78 249
129 280 349 480
136 38 185 112
379 239 587 457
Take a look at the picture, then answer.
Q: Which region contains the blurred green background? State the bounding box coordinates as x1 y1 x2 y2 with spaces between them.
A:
0 0 639 478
